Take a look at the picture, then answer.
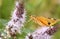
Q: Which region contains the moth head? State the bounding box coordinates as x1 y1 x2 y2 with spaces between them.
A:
47 18 60 26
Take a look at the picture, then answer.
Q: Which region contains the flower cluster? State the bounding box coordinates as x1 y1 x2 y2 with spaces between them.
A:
25 26 57 39
5 1 26 38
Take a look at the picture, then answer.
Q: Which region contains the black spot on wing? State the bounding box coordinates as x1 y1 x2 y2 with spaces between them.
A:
48 17 51 19
54 18 56 20
48 22 51 25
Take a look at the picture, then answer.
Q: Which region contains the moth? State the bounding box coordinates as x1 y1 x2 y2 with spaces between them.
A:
30 15 60 26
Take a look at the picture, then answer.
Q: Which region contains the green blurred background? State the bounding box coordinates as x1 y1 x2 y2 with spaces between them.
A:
0 0 60 39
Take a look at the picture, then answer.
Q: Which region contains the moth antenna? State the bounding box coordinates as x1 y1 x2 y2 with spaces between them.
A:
25 15 34 24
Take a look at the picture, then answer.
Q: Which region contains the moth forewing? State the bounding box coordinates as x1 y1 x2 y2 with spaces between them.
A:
30 16 47 26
